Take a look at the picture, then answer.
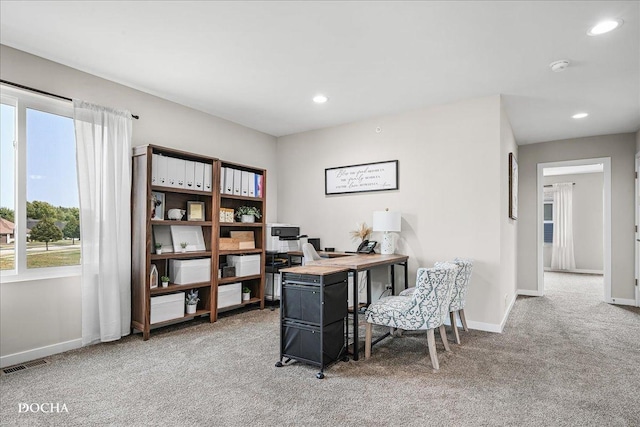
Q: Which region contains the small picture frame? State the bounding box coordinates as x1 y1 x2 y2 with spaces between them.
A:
187 201 205 221
151 191 165 221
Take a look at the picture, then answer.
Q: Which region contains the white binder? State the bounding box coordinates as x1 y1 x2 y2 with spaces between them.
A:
157 155 168 186
151 154 158 185
194 162 204 191
241 171 250 196
220 166 226 193
204 163 212 192
175 158 186 189
184 160 196 190
233 169 242 195
224 167 234 194
248 172 255 197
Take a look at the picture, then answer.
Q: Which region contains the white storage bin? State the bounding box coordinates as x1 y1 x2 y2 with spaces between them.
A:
265 273 281 301
150 292 185 324
218 282 241 308
169 258 211 285
227 254 261 277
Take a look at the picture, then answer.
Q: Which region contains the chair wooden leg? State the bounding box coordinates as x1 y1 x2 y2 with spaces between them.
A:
459 309 469 332
365 323 372 360
439 325 451 352
450 311 461 344
427 328 439 371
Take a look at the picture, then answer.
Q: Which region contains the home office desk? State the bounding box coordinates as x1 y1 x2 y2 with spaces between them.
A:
307 253 409 360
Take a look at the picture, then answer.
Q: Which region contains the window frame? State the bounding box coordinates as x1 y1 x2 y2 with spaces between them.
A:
1 85 81 282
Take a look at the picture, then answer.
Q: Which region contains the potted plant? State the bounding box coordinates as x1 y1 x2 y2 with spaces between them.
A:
185 290 199 314
160 275 170 288
154 242 163 255
242 286 251 301
180 242 188 253
235 206 262 223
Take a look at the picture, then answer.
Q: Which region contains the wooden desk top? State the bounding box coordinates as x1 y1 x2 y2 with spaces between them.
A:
307 253 409 271
287 250 351 258
279 265 351 276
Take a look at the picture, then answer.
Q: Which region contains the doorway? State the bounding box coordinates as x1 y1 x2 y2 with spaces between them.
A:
536 158 612 301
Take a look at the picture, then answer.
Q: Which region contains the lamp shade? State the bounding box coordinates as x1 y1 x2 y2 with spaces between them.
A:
372 210 401 232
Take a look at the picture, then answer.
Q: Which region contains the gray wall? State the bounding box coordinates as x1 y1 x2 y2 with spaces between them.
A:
543 172 603 271
517 133 636 300
277 95 518 330
0 45 278 366
636 130 640 152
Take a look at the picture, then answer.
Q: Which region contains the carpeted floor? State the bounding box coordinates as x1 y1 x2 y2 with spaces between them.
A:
1 272 638 426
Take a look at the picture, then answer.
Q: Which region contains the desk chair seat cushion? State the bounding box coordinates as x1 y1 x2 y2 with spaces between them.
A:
365 264 458 331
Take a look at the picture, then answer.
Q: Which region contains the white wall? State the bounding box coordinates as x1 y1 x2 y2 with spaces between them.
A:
542 172 603 272
0 45 278 366
277 95 517 330
636 130 640 153
517 133 636 300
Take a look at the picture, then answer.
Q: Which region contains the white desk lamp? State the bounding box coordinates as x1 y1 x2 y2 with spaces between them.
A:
372 209 401 254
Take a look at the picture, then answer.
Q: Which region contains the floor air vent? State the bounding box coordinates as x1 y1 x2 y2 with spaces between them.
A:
2 359 48 375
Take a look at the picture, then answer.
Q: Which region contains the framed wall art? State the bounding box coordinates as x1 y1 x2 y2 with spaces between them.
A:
325 160 399 195
509 153 518 220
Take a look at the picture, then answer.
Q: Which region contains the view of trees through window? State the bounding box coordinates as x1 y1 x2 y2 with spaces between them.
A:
0 98 80 272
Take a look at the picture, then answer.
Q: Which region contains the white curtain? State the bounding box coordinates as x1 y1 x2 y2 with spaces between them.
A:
74 100 132 345
551 182 576 270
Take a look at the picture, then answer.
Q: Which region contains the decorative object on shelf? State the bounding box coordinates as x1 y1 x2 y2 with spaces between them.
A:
325 160 399 195
180 242 188 253
150 265 159 289
242 286 251 301
185 289 200 314
219 237 240 250
187 201 205 221
153 225 174 253
160 275 170 288
167 208 186 220
509 152 518 220
151 191 165 220
235 206 262 223
154 242 163 255
222 265 236 278
170 225 205 252
219 208 234 223
350 222 372 242
372 208 401 255
229 230 255 249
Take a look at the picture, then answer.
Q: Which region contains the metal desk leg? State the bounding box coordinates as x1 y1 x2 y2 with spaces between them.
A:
366 270 372 306
390 264 395 295
352 270 360 361
404 261 409 289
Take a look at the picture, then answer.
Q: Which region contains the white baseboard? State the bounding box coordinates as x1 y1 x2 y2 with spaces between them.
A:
517 289 543 297
467 292 517 334
467 319 503 333
0 338 82 368
544 268 603 275
607 297 637 307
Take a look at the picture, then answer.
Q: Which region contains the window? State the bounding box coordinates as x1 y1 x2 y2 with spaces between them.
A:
544 200 554 244
1 86 80 278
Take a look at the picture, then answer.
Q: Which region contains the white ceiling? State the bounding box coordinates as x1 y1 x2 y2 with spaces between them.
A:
1 1 638 144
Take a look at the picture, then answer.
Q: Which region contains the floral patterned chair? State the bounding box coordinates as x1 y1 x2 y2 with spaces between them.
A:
399 258 474 344
364 263 458 371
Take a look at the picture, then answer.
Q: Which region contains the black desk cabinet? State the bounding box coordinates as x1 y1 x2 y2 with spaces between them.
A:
276 268 349 379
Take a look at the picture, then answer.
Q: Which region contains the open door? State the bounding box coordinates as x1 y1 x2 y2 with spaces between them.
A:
636 153 639 306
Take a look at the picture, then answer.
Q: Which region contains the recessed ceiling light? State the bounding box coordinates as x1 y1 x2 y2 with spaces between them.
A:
588 19 623 36
549 60 570 72
572 113 589 119
313 94 328 104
